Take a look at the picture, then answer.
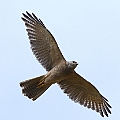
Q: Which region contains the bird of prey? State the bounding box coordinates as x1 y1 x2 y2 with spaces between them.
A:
20 11 112 117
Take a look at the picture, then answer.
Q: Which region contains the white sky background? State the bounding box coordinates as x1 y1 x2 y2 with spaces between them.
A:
0 0 120 119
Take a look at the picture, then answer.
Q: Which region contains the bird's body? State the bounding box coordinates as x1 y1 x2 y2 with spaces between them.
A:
40 61 78 85
20 11 112 117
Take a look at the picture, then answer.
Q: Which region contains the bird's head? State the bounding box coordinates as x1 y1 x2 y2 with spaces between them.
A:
66 61 78 70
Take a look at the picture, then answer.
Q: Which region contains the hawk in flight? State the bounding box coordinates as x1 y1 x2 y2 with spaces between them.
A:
20 11 112 117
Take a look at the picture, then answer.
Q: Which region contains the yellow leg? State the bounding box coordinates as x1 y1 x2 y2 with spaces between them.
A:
37 73 51 88
37 79 45 88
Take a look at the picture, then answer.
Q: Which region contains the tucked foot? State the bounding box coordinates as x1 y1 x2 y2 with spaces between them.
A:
37 73 51 88
37 79 45 88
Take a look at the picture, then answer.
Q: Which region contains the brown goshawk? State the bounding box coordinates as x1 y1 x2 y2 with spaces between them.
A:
20 11 112 117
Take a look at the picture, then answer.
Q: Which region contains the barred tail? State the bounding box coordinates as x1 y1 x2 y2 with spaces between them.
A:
20 75 51 101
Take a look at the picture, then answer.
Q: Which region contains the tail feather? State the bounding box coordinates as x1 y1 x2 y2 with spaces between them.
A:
20 75 51 101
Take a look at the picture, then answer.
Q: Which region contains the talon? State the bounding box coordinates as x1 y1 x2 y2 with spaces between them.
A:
37 79 45 88
37 73 51 88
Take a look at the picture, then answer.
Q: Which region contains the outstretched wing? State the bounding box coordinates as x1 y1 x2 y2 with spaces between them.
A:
21 11 65 71
58 71 112 117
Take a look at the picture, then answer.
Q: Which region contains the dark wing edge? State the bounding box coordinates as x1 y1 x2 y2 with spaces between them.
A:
21 11 65 71
58 72 112 117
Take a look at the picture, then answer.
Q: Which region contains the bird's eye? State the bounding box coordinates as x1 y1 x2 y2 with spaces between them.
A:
72 61 76 63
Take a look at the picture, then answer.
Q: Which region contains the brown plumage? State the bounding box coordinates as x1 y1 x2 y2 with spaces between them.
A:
20 11 112 117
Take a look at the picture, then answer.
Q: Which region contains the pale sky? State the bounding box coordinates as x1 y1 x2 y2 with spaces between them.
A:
1 0 120 119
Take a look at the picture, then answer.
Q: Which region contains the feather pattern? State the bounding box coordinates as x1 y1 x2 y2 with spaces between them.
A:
21 11 65 71
58 71 112 117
